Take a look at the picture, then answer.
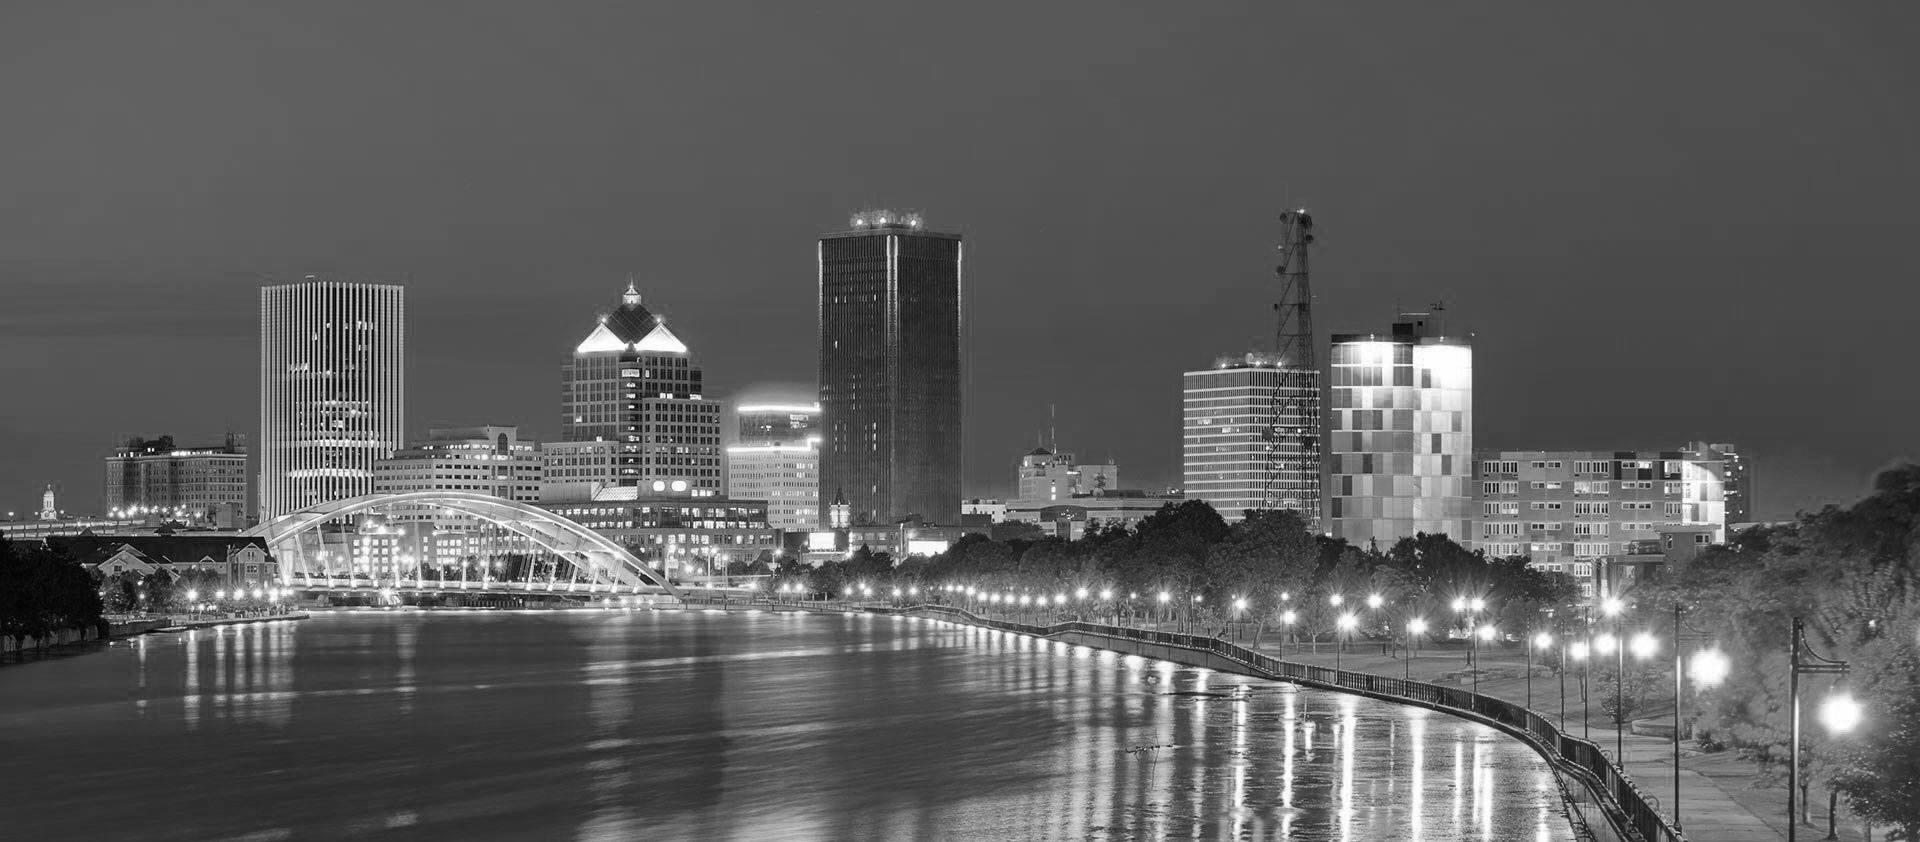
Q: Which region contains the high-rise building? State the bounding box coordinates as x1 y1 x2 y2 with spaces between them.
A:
1474 449 1727 601
105 434 249 527
1684 441 1752 523
1182 352 1320 525
259 280 405 520
726 402 821 530
1327 313 1473 547
1016 447 1118 503
817 209 963 525
559 282 722 498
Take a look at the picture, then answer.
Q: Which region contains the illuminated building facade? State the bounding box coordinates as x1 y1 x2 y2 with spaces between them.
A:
373 426 543 567
560 282 722 498
1474 449 1727 601
105 435 249 527
1182 352 1320 525
1328 314 1473 546
259 279 406 520
818 210 963 526
1685 441 1752 523
1016 447 1117 503
542 496 777 581
727 403 821 530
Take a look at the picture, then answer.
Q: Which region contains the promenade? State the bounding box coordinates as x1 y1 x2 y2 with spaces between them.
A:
1109 616 1864 842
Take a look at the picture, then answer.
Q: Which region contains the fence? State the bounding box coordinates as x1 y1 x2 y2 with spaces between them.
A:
906 604 1682 842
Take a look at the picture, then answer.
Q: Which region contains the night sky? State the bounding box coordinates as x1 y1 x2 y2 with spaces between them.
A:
3 3 1917 521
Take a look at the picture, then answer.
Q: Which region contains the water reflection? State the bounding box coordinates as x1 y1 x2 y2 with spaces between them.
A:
0 612 1573 841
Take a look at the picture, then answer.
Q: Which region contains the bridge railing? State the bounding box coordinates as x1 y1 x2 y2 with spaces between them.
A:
907 604 1677 842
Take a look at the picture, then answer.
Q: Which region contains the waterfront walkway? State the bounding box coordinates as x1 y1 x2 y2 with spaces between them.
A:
1068 614 1865 842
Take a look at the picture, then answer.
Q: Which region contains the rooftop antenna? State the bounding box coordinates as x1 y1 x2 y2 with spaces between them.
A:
1049 404 1057 453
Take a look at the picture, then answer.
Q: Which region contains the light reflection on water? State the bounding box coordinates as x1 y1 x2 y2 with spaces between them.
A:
0 611 1572 841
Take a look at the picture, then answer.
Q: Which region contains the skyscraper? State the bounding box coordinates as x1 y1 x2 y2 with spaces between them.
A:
259 279 405 521
818 210 963 525
1327 312 1473 547
1182 352 1319 525
559 282 722 498
727 402 821 529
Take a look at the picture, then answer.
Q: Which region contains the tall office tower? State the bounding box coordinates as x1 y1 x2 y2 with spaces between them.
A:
1017 447 1118 503
1474 449 1727 602
726 402 822 530
1183 352 1319 525
105 434 250 527
1327 312 1473 546
559 282 722 498
818 210 963 526
259 280 405 521
1684 441 1752 523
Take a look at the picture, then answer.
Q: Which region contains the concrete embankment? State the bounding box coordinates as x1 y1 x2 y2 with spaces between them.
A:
155 613 310 632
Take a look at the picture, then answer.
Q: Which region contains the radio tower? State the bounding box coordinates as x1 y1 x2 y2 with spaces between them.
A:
1263 209 1320 527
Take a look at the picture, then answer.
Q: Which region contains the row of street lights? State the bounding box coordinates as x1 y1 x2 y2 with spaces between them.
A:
831 577 1865 838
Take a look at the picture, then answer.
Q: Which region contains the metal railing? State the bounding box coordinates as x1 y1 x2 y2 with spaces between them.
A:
907 604 1681 842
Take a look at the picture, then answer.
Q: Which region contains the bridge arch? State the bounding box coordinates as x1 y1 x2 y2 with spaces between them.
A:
244 491 679 596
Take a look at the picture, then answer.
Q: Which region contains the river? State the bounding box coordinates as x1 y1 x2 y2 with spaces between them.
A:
0 609 1573 840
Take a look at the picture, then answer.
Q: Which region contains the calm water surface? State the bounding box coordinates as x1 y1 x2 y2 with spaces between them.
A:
0 610 1572 840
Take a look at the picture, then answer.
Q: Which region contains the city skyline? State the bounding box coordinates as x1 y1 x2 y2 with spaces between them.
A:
6 4 1920 521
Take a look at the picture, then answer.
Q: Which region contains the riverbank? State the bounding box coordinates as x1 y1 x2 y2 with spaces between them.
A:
155 612 311 632
930 605 1878 842
890 603 1679 842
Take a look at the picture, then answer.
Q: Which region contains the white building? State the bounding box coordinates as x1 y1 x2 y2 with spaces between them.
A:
726 403 821 530
259 279 405 520
1182 352 1319 525
1327 313 1473 547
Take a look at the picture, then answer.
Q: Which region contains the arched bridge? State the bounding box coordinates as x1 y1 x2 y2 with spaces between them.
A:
244 491 682 600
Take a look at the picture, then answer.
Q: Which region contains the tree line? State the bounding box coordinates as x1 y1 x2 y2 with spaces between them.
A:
0 537 104 651
773 501 1583 644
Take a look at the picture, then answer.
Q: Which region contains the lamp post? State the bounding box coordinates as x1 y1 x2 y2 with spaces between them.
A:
1601 596 1626 762
1335 612 1357 675
1405 618 1428 681
1232 597 1248 642
1569 639 1591 739
1474 624 1496 696
1280 610 1297 661
1529 631 1553 710
1328 593 1344 654
1787 616 1855 842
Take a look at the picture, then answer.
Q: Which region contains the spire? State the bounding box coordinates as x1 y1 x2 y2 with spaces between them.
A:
622 277 641 306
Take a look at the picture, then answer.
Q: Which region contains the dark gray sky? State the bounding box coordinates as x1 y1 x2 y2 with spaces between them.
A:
3 2 1917 521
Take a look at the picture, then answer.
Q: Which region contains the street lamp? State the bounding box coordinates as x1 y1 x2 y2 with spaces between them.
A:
1530 631 1553 710
1601 597 1629 763
1474 624 1496 695
1280 609 1297 660
1405 618 1428 680
1787 616 1855 842
1335 612 1358 674
1232 597 1248 642
1569 640 1592 739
